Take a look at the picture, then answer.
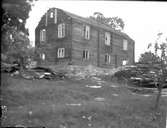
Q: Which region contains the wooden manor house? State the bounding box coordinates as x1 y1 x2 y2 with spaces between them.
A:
35 8 135 68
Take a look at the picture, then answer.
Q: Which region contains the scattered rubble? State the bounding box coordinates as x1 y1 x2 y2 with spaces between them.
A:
110 85 119 88
66 65 121 80
15 124 26 127
94 97 105 102
66 103 82 106
142 94 151 97
1 105 7 121
28 111 33 116
88 123 92 127
113 64 167 88
112 94 119 96
2 64 124 81
1 62 20 73
86 85 102 89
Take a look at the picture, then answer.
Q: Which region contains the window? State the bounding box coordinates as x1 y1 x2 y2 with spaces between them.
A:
123 39 128 50
57 48 65 58
104 54 111 64
40 29 46 42
40 53 45 60
83 50 89 60
50 12 54 18
122 60 128 65
58 23 65 38
83 25 90 40
105 32 111 46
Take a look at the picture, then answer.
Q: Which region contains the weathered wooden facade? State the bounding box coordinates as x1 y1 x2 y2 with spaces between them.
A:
35 8 135 68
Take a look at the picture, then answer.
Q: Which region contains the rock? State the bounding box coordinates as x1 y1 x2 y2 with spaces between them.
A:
15 124 26 127
59 124 67 128
87 116 92 121
28 111 32 116
82 115 86 119
86 85 102 88
65 65 121 80
112 94 119 96
88 123 92 127
66 103 82 106
94 97 105 102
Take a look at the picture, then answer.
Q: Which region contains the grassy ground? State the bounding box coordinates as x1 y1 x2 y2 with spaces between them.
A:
1 73 167 128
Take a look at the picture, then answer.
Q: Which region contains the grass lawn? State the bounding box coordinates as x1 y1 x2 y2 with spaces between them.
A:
1 73 167 128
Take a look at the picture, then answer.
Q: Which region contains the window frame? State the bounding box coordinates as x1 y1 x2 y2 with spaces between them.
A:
104 54 111 64
40 29 46 42
82 50 89 60
57 48 65 58
123 39 128 50
122 60 128 65
58 23 65 38
40 53 45 60
105 32 111 46
50 12 54 18
83 25 90 40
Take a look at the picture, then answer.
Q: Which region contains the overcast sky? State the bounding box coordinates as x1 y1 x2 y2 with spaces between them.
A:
26 1 167 62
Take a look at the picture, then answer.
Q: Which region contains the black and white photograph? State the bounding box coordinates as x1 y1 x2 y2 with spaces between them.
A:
1 0 167 127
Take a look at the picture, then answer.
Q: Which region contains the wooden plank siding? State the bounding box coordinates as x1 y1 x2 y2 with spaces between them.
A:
71 21 98 66
35 8 73 66
35 8 135 68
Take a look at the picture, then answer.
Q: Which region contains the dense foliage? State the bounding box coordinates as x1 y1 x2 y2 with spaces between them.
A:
138 51 160 64
1 0 36 67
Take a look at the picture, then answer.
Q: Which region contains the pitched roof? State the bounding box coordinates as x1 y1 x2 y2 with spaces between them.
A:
40 8 134 42
63 9 134 42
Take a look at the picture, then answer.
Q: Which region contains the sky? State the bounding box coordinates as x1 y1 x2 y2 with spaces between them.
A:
26 1 167 62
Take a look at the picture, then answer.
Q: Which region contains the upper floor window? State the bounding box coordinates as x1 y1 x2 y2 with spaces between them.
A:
104 54 111 64
83 25 90 40
58 23 65 38
40 29 46 42
57 48 65 58
105 32 111 46
83 50 89 60
123 39 128 50
50 12 54 18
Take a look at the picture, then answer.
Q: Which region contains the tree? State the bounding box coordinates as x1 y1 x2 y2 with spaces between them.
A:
2 0 35 34
1 0 36 69
89 12 125 31
138 51 160 64
147 33 167 110
106 17 125 31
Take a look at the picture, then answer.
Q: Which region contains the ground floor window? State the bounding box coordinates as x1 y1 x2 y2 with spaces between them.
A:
83 50 89 60
122 60 128 65
57 48 65 58
40 53 45 60
105 54 111 64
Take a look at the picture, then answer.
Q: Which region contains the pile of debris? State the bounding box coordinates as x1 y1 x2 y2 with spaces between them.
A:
1 62 124 81
1 62 20 73
1 62 66 80
113 65 167 88
65 65 121 80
